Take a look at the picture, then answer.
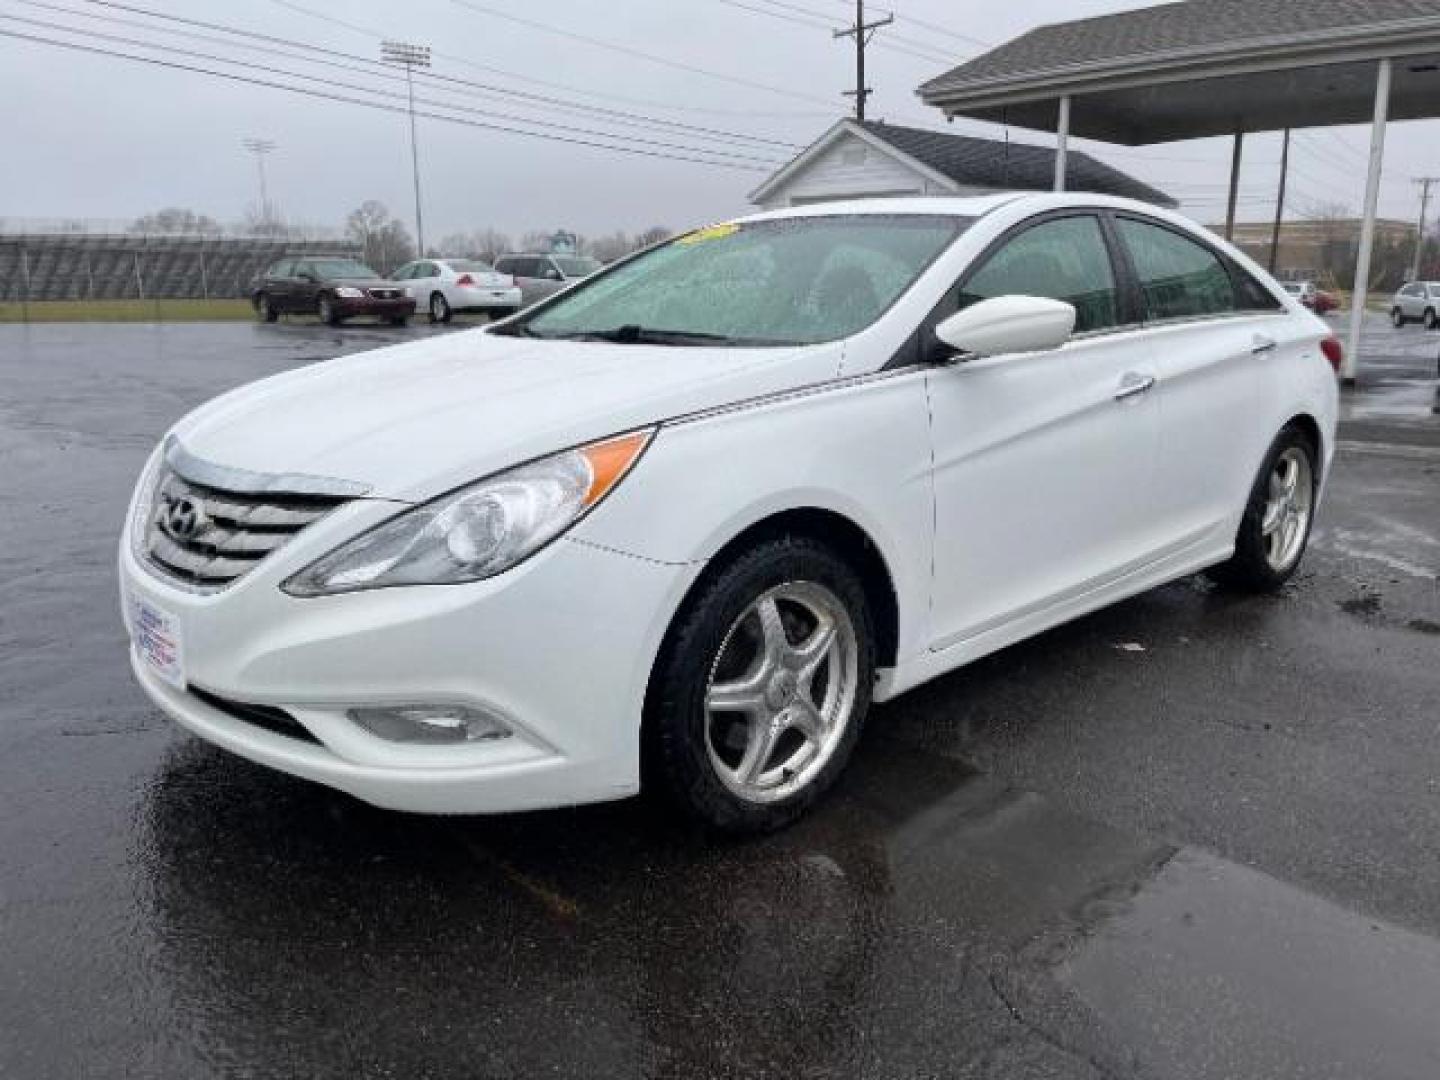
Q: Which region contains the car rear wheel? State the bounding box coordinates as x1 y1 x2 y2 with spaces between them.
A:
429 292 452 324
1207 426 1318 592
1425 308 1438 331
1392 307 1406 328
317 296 342 326
255 294 279 323
645 535 874 833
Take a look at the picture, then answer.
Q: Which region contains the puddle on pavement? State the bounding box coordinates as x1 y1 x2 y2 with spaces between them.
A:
1063 848 1440 1080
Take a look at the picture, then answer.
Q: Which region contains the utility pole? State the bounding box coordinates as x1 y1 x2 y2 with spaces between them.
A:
382 40 431 257
241 137 276 222
1411 176 1438 281
833 0 892 121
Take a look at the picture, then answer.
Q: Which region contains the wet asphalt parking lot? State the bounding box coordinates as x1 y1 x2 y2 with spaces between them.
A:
1 314 1438 1079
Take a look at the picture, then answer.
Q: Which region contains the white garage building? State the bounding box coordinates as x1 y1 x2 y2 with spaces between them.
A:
750 118 1176 211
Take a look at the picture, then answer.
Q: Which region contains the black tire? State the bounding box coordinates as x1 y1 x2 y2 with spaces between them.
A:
644 534 875 834
1207 425 1319 592
1392 307 1407 328
1425 308 1438 331
255 294 279 323
428 292 452 324
318 296 342 326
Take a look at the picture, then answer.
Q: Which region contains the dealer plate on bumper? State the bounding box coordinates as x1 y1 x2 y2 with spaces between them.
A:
130 593 186 689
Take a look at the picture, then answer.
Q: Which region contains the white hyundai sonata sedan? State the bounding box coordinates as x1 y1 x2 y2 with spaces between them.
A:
120 194 1339 832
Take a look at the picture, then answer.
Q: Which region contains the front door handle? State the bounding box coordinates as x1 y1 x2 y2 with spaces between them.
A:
1252 334 1278 355
1115 371 1157 401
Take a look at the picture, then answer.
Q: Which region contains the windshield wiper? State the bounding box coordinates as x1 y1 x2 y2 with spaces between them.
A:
559 325 738 346
486 321 534 338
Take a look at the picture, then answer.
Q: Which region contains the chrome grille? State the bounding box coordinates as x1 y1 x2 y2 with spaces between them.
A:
367 287 400 300
142 468 350 591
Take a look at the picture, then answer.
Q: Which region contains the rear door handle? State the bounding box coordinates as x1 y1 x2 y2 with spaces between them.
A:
1252 334 1278 355
1114 372 1157 401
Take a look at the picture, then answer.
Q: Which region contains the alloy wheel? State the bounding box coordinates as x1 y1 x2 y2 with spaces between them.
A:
1260 447 1314 572
703 581 859 804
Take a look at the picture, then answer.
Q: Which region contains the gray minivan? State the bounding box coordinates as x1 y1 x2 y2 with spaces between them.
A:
493 253 603 307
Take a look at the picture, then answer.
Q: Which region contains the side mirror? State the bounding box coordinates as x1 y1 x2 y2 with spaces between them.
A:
934 295 1076 360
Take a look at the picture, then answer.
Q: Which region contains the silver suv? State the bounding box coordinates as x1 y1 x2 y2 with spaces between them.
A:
1390 281 1440 329
493 253 603 307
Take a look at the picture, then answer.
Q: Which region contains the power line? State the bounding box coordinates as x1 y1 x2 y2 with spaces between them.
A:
0 11 787 167
267 0 831 119
716 0 959 65
446 0 840 109
40 0 803 151
0 26 783 171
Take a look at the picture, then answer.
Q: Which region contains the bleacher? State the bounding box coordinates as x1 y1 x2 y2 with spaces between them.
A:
0 234 361 301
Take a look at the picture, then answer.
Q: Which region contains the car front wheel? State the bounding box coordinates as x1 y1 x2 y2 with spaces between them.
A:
1208 426 1318 592
645 535 874 833
1392 307 1406 328
429 292 452 324
1425 308 1438 331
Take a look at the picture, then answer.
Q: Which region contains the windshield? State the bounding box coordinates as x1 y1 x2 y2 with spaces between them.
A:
554 256 602 278
522 215 968 346
309 259 378 279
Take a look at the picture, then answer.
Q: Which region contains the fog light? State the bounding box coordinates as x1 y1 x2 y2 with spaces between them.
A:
347 705 513 744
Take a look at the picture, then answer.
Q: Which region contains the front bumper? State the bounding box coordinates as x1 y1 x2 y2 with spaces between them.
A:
120 509 692 814
334 296 417 318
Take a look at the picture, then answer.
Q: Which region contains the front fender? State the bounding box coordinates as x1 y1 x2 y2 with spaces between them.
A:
571 370 936 666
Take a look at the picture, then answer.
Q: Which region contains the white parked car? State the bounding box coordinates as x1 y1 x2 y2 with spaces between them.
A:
392 258 523 323
120 194 1339 833
1390 281 1440 329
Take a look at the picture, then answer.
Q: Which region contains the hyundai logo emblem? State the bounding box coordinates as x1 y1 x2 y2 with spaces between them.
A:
158 494 208 541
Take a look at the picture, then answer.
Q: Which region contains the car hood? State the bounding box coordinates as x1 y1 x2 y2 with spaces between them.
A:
171 330 843 502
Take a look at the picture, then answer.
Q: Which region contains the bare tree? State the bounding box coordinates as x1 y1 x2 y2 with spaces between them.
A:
637 226 672 248
241 201 288 238
345 201 416 273
129 207 223 235
436 228 513 261
588 230 633 263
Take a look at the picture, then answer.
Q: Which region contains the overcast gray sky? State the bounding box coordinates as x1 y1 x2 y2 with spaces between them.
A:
2 0 1435 240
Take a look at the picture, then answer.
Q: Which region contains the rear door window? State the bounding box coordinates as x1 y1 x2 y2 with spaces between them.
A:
959 214 1121 334
1116 217 1237 322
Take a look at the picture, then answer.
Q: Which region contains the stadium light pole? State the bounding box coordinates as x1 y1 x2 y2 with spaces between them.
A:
241 137 276 221
382 40 431 257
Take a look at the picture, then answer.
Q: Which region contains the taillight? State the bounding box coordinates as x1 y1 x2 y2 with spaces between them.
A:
1320 336 1343 373
455 274 475 286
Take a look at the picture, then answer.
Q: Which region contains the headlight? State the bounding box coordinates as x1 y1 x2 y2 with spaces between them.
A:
282 429 654 596
335 287 365 298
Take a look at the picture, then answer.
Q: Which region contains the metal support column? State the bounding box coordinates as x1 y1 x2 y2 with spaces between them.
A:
1344 58 1392 385
1054 94 1071 192
1225 132 1245 242
1268 128 1291 274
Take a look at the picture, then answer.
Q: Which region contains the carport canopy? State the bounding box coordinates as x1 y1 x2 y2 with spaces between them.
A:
918 0 1440 381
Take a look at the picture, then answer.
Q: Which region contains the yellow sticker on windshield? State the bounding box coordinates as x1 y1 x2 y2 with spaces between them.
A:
677 222 740 245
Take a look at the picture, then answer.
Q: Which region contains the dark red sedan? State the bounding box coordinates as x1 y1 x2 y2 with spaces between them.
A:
252 257 417 326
